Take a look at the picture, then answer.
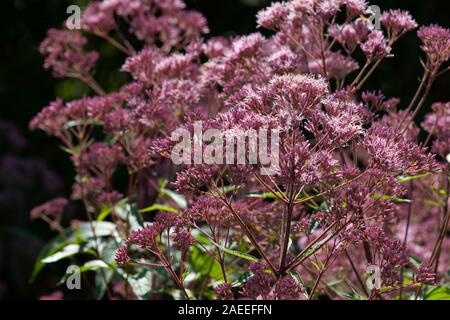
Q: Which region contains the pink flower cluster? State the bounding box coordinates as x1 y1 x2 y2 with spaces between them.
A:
31 0 450 300
39 29 99 78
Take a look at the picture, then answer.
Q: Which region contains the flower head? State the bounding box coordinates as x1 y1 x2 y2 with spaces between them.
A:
257 2 290 30
39 29 99 78
418 24 450 70
343 0 367 17
126 224 163 249
31 198 68 220
361 30 391 61
416 264 436 285
381 10 417 39
361 126 436 175
121 48 162 83
242 262 273 299
216 283 234 300
115 246 131 267
82 1 116 34
266 74 329 113
274 276 305 300
422 102 450 157
173 230 195 251
29 99 66 137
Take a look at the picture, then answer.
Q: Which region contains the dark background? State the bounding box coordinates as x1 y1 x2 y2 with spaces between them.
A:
0 0 449 299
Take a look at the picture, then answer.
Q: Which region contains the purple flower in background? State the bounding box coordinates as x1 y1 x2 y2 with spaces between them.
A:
31 197 68 220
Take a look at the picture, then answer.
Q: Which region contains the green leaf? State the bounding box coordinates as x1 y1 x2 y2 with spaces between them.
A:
31 222 117 281
41 244 82 264
398 173 431 183
97 206 112 222
190 246 222 280
94 268 114 300
246 192 282 199
161 189 187 209
127 269 153 300
30 235 66 282
299 231 334 261
409 256 422 268
98 238 120 264
305 202 320 210
309 219 320 234
97 199 128 222
341 290 366 300
288 237 293 250
60 145 79 156
234 271 252 287
57 260 112 286
373 194 411 203
320 202 329 211
424 286 450 300
63 119 103 130
139 204 178 214
115 202 144 231
76 221 118 238
210 185 243 197
83 260 111 271
209 240 259 263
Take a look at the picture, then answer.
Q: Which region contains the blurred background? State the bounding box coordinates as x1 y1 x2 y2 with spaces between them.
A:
0 0 449 299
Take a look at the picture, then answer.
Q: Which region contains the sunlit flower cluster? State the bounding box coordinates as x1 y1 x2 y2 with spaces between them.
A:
31 0 450 300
